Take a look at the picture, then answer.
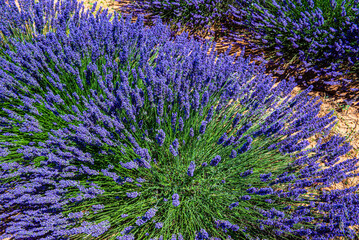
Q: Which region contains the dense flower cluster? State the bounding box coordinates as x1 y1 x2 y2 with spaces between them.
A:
1 0 359 240
117 0 245 37
121 0 359 93
226 0 359 90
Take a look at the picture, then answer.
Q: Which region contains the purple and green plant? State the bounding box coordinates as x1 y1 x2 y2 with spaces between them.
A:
121 0 359 93
1 0 359 240
227 0 359 90
117 0 248 37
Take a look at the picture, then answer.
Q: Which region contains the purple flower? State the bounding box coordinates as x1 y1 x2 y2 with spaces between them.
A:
178 117 184 131
215 219 235 233
256 187 274 196
187 161 196 177
156 129 166 146
125 177 134 183
0 147 10 157
189 127 195 137
117 235 135 240
238 136 253 154
92 204 105 213
246 187 257 194
126 192 139 198
172 193 180 207
172 138 179 149
260 173 272 182
210 155 221 167
136 177 146 183
171 112 177 130
240 169 253 178
169 145 178 157
218 133 228 145
229 202 239 210
241 195 251 201
136 208 157 226
199 121 207 134
155 222 163 229
229 149 237 158
120 225 134 236
195 229 209 239
232 113 240 128
201 91 209 106
231 225 240 231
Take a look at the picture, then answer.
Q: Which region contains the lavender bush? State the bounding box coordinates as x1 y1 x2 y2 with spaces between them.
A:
117 0 246 37
226 0 359 89
121 0 359 92
1 0 359 239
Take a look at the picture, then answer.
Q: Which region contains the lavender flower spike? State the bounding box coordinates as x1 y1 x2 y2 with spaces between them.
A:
172 193 180 207
210 155 221 167
156 129 166 146
187 161 196 177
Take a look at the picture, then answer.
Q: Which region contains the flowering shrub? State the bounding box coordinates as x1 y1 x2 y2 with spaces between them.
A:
121 0 359 91
117 0 246 37
226 0 359 88
1 0 359 240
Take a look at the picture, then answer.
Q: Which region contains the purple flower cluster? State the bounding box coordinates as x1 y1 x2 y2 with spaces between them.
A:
136 208 157 226
240 169 253 178
156 129 166 146
214 219 239 233
121 0 359 95
210 155 221 166
0 0 359 239
195 229 210 239
226 0 359 90
171 233 184 240
117 0 241 37
169 144 178 156
187 161 196 177
127 191 140 198
199 120 207 134
228 201 239 210
172 193 180 207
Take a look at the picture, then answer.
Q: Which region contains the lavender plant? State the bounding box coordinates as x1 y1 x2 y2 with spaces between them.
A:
117 0 246 38
227 0 359 89
0 0 81 47
1 0 359 240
